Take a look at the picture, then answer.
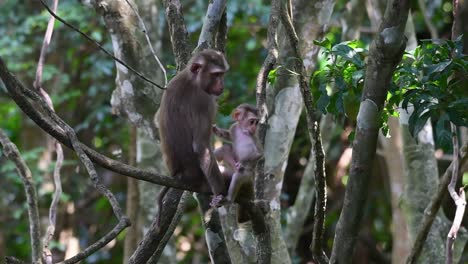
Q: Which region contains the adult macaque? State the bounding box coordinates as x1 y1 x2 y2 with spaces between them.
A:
157 49 229 213
213 104 263 222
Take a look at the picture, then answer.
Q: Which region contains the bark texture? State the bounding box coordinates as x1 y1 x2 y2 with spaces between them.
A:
330 1 410 262
399 110 467 264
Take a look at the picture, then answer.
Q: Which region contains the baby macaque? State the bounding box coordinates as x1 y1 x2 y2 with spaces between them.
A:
213 104 263 207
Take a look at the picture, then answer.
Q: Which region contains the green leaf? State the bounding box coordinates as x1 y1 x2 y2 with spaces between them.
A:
409 110 432 137
351 69 364 87
335 76 346 91
435 114 452 150
447 109 468 126
448 98 468 109
314 38 332 50
267 66 281 85
401 89 419 111
437 127 452 151
316 93 330 114
426 60 451 76
332 43 363 67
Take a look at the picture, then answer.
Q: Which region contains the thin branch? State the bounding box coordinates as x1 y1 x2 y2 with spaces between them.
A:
446 124 465 264
5 257 27 264
37 0 166 90
124 0 168 85
43 142 63 264
34 0 58 90
0 130 42 264
59 123 130 263
162 0 191 69
250 1 282 262
0 56 198 192
254 0 279 204
278 1 327 262
446 2 465 262
256 0 279 146
128 188 184 264
147 192 191 263
32 1 64 262
406 142 468 264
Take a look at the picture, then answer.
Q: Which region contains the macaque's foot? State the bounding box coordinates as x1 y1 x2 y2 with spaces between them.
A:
235 162 245 172
210 194 226 208
212 125 219 134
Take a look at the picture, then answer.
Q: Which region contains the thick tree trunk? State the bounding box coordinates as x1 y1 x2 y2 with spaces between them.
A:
399 109 468 264
330 1 410 262
259 0 336 262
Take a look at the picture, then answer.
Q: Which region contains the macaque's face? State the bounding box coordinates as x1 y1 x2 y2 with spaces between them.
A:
190 51 228 96
205 68 225 96
239 111 259 135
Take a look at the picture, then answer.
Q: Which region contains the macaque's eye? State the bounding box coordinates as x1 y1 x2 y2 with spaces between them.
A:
211 72 223 78
249 119 258 125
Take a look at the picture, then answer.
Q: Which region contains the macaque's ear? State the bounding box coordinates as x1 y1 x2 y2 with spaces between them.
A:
190 56 206 74
232 108 243 121
190 62 202 74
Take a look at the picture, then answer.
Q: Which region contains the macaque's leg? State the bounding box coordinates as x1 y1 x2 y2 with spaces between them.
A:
227 170 249 202
198 148 222 192
214 144 237 169
198 148 227 208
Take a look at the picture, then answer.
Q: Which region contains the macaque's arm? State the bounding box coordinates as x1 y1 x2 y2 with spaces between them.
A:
212 125 232 141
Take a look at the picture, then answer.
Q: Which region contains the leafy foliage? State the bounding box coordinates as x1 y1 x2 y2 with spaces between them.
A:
312 37 467 148
311 39 367 122
392 36 468 148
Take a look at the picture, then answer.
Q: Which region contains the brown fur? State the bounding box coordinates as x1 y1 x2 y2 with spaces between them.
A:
158 49 228 194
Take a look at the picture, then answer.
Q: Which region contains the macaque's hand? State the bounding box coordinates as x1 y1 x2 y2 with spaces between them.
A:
212 125 220 134
210 194 226 208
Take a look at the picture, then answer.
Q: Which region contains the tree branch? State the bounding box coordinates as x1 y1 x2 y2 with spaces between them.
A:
0 130 42 264
278 1 328 262
197 0 227 52
215 10 228 53
60 126 131 263
331 0 410 262
405 142 468 264
445 123 465 264
0 56 198 192
32 1 64 262
162 0 191 69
